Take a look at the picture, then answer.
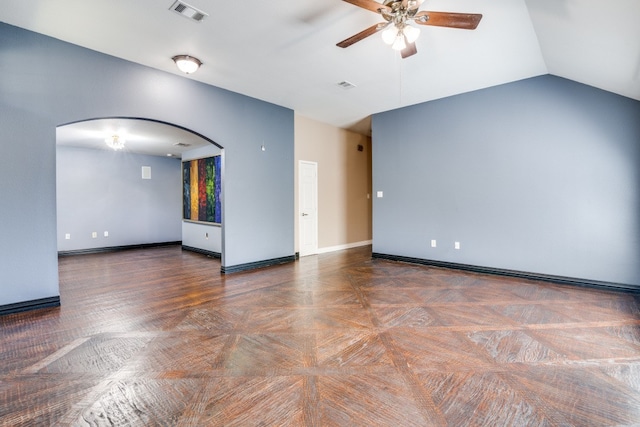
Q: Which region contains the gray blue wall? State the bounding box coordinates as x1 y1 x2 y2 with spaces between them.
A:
0 23 294 306
56 146 182 251
372 75 640 287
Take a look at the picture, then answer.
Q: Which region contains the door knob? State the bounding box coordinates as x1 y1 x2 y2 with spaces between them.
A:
301 213 308 216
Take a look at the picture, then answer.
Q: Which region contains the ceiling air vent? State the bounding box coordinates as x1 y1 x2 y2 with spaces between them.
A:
337 81 356 90
169 1 208 22
173 142 192 147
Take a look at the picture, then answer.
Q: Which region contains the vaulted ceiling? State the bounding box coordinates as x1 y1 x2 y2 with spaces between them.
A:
2 0 639 136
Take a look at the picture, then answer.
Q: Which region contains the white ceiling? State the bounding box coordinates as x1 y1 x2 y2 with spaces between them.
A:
2 0 639 141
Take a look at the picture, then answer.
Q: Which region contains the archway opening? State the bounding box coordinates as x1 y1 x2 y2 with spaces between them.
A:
56 117 224 261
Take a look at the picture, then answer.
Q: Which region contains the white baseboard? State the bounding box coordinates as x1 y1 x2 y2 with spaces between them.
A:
316 240 372 254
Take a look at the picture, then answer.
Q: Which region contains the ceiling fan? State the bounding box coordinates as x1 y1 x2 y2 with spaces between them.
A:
337 0 482 59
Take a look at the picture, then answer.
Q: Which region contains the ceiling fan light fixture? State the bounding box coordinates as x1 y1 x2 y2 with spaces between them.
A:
404 25 420 43
172 55 202 74
337 0 482 59
381 26 397 45
391 33 407 51
105 135 125 151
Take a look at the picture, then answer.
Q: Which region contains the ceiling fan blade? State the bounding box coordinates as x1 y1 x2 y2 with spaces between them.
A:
342 0 391 14
401 38 418 59
337 23 385 48
414 11 482 30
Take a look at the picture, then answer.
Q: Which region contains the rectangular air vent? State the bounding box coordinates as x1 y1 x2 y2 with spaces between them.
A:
337 81 356 90
169 1 208 22
173 142 191 147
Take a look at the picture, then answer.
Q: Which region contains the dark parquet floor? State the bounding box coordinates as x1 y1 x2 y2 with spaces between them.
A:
2 245 640 426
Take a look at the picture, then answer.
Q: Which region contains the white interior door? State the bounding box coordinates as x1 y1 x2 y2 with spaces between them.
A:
299 161 318 257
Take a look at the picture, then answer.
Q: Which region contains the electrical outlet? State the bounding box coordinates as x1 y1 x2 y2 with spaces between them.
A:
104 231 109 237
377 191 383 198
454 241 460 250
65 233 71 240
431 239 437 248
91 232 97 238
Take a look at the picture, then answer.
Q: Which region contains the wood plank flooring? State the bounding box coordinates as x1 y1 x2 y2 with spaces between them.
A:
2 245 640 426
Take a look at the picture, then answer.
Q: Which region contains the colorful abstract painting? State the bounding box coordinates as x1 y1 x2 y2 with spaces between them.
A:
182 156 221 224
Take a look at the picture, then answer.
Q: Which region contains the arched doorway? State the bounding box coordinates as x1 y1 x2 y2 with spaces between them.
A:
56 117 224 259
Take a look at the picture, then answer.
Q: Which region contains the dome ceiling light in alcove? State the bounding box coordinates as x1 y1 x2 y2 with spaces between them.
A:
105 134 126 151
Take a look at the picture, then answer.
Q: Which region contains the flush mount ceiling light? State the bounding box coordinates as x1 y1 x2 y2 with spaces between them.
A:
172 55 202 74
105 135 125 151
